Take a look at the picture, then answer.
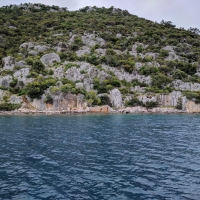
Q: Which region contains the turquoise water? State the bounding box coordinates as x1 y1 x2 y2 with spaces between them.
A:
0 114 200 199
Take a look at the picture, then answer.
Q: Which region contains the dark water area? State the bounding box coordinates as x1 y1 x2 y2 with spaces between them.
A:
0 114 200 200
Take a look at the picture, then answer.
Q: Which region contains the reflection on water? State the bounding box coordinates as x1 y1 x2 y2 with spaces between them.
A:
0 114 200 199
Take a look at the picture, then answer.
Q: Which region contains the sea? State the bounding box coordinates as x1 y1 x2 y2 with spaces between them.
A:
0 114 200 200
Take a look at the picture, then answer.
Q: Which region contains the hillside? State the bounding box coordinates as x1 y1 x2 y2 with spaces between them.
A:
0 3 200 113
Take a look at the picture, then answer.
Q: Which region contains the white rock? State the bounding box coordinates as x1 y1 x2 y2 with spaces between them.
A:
40 53 60 66
109 89 122 108
76 46 91 57
81 34 105 47
2 56 15 70
172 80 200 91
13 68 30 84
15 60 26 67
0 75 12 87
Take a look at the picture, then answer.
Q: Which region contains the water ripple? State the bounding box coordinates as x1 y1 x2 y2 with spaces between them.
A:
0 114 200 199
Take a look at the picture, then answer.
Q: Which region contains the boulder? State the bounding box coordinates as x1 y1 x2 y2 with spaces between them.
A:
76 46 91 57
13 68 30 84
15 60 26 67
65 67 83 82
0 75 12 87
9 95 22 104
40 53 60 66
95 48 106 56
2 56 15 70
109 89 122 108
54 66 65 79
81 34 105 47
28 50 38 56
34 45 50 52
116 33 122 38
19 42 34 49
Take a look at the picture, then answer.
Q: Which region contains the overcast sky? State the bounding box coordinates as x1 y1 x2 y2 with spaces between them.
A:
0 0 199 30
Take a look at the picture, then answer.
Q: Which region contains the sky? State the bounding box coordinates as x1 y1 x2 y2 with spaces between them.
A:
0 0 199 30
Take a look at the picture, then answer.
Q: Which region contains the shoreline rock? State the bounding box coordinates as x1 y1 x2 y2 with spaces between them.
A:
0 106 191 115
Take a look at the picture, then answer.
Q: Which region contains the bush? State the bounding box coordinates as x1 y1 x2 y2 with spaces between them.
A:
9 78 18 87
159 50 169 58
0 103 21 111
139 66 159 76
125 97 144 107
32 60 45 72
176 97 182 109
44 94 53 104
25 81 44 99
99 95 111 106
145 101 159 109
151 73 172 88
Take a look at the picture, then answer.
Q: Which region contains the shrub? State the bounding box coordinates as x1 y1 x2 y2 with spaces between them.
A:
99 95 111 106
159 50 169 58
44 94 53 104
25 81 44 99
9 78 18 87
0 103 21 111
151 73 172 88
145 101 159 109
32 60 45 72
139 66 159 76
176 97 182 109
125 97 144 107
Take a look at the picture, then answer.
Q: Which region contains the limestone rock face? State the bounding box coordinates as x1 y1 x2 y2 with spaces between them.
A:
9 95 22 104
13 68 30 84
2 56 15 70
30 93 87 111
163 46 180 61
157 91 182 107
172 80 200 91
65 67 83 82
109 88 122 108
34 45 49 52
95 48 106 56
165 52 180 61
19 42 34 49
186 101 200 113
81 34 105 47
0 89 4 99
40 53 60 66
83 78 93 91
0 75 12 87
28 50 38 56
54 66 65 79
116 33 122 38
138 95 157 104
131 42 148 53
76 46 91 57
89 105 113 113
15 60 26 67
101 64 151 85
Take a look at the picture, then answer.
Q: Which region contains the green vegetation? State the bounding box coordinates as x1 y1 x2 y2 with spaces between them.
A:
0 103 21 111
0 3 200 110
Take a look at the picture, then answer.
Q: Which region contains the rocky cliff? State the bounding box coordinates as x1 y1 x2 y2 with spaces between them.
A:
0 4 200 113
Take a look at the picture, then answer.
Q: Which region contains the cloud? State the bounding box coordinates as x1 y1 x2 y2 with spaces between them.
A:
0 0 199 29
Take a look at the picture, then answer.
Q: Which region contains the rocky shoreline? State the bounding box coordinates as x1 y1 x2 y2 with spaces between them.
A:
0 106 191 115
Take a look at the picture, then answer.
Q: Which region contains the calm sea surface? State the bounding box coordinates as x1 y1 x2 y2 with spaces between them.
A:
0 114 200 200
